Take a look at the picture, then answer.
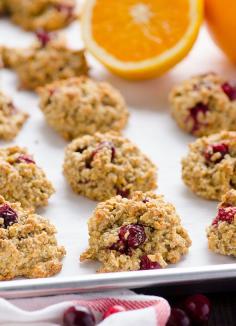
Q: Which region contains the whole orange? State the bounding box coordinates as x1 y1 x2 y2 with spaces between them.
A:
205 0 236 62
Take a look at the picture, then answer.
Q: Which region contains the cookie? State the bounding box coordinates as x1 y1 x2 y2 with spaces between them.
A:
0 196 65 280
5 0 76 31
80 191 191 273
207 190 236 257
0 0 6 14
0 91 28 140
0 146 55 209
1 32 88 90
38 77 129 140
182 131 236 201
63 133 157 201
169 73 236 136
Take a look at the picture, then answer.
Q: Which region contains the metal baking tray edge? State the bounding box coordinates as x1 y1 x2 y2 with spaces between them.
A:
0 263 236 298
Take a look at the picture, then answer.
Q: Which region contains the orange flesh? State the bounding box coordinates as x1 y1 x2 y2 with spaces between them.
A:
92 0 190 62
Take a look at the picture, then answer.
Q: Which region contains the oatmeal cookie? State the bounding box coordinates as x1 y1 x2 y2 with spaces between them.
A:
1 32 88 90
0 196 65 280
5 0 76 31
80 191 191 273
38 77 129 140
169 73 236 136
63 133 157 201
182 131 236 201
0 0 6 15
0 91 28 140
0 146 54 209
207 190 236 257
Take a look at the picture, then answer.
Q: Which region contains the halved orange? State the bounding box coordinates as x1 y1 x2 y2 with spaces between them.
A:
81 0 203 80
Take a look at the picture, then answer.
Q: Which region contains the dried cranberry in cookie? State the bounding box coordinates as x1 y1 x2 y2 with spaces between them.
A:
207 190 236 257
182 131 236 201
0 91 28 141
0 204 18 228
80 191 191 272
140 255 162 270
169 73 236 136
63 133 157 201
221 82 236 101
204 143 229 164
38 77 129 140
0 196 65 280
0 146 54 209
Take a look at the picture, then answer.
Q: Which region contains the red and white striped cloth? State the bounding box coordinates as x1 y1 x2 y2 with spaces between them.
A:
0 290 170 325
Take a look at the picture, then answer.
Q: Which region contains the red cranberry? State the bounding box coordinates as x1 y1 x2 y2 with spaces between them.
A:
140 255 162 270
8 102 18 115
103 305 126 319
17 154 35 164
36 29 54 47
212 207 236 225
222 82 236 101
142 198 149 203
167 308 191 326
184 294 211 324
109 239 127 254
0 204 18 228
54 3 75 19
110 224 146 254
204 143 229 163
116 188 130 198
119 224 146 249
63 305 95 326
187 103 209 134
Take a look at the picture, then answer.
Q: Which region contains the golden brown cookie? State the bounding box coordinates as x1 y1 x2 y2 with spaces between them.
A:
170 73 236 136
0 146 55 209
80 191 191 272
182 131 236 201
1 33 88 90
5 0 76 31
0 91 28 140
63 132 157 201
207 190 236 257
0 196 65 280
38 77 129 140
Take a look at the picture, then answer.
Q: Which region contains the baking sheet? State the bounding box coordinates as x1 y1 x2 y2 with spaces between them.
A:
0 5 236 297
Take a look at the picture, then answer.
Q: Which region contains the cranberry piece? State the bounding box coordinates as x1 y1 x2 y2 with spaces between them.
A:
103 305 126 319
36 29 54 47
116 188 130 198
212 207 236 225
222 82 236 101
167 308 191 326
184 294 211 324
142 198 149 203
109 239 127 254
119 224 146 249
54 3 75 19
0 204 18 228
8 102 18 115
17 154 35 164
204 143 229 163
110 224 146 254
187 103 209 134
63 305 95 326
140 255 162 270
